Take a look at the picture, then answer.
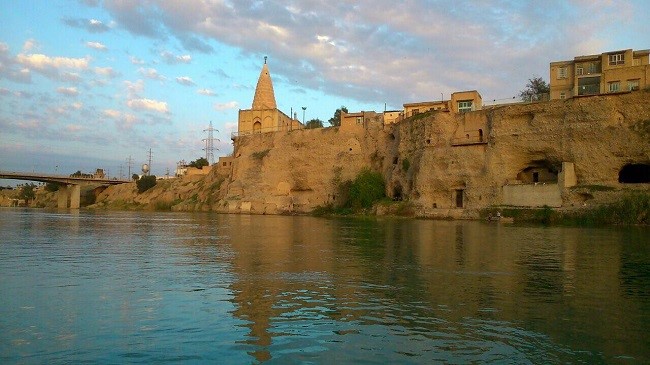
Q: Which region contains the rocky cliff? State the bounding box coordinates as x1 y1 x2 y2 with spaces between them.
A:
93 91 650 216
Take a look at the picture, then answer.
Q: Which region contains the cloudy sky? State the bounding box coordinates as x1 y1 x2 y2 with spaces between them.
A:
1 0 648 179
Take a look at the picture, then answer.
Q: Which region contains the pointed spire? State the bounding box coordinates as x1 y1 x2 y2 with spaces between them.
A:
252 57 277 110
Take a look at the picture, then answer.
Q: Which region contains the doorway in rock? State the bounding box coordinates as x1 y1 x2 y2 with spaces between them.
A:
455 189 464 208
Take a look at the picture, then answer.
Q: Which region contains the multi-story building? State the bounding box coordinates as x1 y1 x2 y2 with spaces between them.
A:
550 49 649 100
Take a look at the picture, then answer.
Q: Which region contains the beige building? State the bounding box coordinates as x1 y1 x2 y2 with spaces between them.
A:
340 111 383 129
383 110 401 125
236 59 302 137
403 90 482 119
550 49 649 100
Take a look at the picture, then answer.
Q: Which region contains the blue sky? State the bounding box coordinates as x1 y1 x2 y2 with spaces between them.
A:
1 0 648 180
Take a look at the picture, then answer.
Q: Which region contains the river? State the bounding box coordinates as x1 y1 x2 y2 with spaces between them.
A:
0 209 648 364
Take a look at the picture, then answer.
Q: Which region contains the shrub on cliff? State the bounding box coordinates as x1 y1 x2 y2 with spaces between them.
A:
347 169 386 210
136 175 157 193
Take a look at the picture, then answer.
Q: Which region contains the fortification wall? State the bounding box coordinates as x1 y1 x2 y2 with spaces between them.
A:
220 91 649 214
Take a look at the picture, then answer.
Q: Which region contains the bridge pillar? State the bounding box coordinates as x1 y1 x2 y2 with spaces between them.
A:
57 185 69 208
70 185 81 209
57 184 81 209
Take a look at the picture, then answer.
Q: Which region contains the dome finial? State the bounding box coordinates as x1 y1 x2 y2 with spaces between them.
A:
264 56 267 64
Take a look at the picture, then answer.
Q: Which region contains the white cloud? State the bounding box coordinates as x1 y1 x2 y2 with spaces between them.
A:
160 51 191 64
175 76 195 86
138 67 165 80
127 98 170 113
56 86 79 97
95 66 119 78
17 53 89 70
102 109 121 118
102 109 141 130
22 39 37 52
124 79 144 97
63 17 110 33
214 101 238 111
197 88 216 96
129 56 145 65
86 41 107 51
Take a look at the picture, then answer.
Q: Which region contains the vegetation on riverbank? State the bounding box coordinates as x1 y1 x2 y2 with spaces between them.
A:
488 192 649 226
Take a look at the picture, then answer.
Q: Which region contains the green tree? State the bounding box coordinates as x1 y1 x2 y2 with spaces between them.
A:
519 76 550 102
45 182 61 192
328 106 348 127
306 118 324 129
19 183 36 203
136 175 157 193
188 157 209 168
132 173 139 181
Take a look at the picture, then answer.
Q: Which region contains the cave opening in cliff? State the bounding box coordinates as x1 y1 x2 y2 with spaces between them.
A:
393 184 403 201
618 163 650 183
517 161 559 184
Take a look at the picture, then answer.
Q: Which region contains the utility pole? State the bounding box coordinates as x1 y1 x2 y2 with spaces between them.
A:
302 106 306 127
202 121 219 165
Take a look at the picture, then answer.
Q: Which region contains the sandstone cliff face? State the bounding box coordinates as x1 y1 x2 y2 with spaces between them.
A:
94 91 649 215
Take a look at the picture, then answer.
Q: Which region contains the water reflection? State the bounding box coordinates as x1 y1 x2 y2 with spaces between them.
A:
1 210 648 364
196 216 650 364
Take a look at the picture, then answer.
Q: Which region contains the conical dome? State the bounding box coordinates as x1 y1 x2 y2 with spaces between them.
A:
251 62 277 110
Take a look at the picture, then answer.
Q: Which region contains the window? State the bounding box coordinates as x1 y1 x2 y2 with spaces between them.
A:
576 67 584 76
609 53 624 65
608 81 620 92
557 67 567 79
412 109 419 116
560 92 566 99
457 100 473 113
588 62 599 74
628 79 640 91
633 58 640 66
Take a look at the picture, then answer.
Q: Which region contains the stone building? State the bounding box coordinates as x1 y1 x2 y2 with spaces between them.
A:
549 48 650 100
402 90 482 119
236 58 302 137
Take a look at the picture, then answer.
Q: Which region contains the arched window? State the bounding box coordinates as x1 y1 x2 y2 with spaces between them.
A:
619 164 650 183
253 121 262 133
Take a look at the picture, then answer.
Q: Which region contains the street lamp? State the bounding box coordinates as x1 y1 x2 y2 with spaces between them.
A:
302 106 306 128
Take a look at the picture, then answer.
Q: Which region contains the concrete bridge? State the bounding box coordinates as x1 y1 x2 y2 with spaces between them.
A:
0 171 130 209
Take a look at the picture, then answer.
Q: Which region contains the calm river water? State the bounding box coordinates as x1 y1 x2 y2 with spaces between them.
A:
1 209 649 364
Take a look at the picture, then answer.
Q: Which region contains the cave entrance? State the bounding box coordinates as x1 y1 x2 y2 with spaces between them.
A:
393 184 403 201
619 163 650 183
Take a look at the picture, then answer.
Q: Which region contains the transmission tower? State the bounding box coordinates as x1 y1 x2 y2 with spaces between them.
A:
202 121 219 164
126 155 133 177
